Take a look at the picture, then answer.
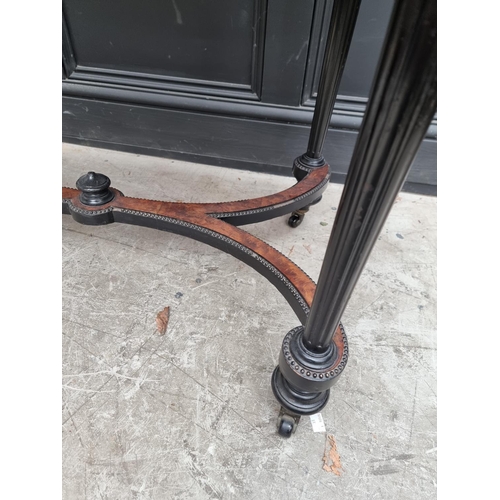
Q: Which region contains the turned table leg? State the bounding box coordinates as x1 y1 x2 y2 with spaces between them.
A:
273 0 437 436
288 0 362 228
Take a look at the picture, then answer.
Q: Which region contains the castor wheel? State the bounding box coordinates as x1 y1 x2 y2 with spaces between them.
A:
288 212 305 228
276 408 301 437
277 416 295 437
288 199 317 228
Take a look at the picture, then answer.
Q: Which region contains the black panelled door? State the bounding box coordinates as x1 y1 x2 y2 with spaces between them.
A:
63 0 436 194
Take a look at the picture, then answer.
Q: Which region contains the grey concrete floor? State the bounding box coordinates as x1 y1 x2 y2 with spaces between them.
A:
62 143 437 499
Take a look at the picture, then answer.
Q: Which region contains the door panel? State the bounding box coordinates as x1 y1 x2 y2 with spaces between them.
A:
62 0 437 195
303 0 394 104
63 0 267 98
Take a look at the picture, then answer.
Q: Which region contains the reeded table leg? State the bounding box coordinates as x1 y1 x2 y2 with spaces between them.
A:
288 0 362 228
272 0 437 436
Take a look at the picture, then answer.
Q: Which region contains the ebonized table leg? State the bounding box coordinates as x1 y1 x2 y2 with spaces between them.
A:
288 0 362 228
272 0 437 436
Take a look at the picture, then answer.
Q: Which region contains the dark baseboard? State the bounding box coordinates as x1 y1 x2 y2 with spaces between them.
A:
62 95 436 196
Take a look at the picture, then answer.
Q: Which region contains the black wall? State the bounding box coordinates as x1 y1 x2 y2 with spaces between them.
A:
62 0 437 195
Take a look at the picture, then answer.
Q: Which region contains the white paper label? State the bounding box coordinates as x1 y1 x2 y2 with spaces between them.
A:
310 413 326 433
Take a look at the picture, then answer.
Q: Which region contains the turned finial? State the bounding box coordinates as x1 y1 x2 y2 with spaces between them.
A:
76 171 114 206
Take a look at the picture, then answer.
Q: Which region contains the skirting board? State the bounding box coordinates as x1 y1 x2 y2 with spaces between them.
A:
62 96 437 196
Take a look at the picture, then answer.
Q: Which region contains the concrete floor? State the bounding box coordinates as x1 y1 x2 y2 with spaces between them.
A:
62 143 437 499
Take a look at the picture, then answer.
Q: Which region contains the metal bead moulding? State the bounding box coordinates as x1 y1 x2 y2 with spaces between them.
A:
63 164 330 323
278 324 348 392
